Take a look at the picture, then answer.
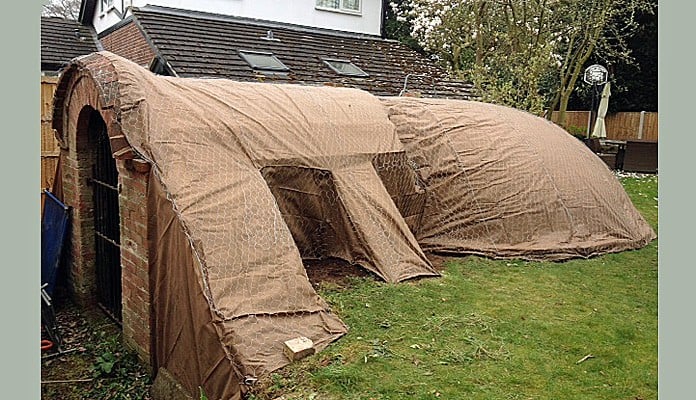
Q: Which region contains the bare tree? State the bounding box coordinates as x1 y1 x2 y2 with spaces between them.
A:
42 0 82 20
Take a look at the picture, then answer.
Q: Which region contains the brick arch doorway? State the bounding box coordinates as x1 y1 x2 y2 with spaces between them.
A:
88 109 122 322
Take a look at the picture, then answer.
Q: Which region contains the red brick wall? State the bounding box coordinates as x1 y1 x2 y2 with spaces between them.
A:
60 117 97 302
58 64 153 366
60 89 102 304
118 159 152 362
100 21 156 67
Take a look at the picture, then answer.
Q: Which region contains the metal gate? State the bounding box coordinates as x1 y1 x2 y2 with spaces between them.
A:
91 113 122 322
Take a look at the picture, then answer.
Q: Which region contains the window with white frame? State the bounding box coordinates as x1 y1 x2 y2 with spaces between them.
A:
316 0 361 13
101 0 114 12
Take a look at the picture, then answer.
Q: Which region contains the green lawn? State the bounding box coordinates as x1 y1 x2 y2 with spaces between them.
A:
250 176 658 400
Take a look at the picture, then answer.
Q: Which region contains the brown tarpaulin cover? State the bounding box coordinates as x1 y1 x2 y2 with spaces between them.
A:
149 175 242 399
52 53 655 399
54 52 438 398
381 97 656 259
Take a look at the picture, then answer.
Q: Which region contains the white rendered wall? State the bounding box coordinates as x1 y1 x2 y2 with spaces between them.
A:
93 0 131 33
93 0 383 35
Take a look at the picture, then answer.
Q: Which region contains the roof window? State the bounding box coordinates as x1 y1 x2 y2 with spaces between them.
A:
239 50 289 72
322 58 369 77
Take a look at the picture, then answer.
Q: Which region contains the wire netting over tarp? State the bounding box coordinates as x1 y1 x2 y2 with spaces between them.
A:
53 51 439 398
52 52 655 399
381 97 655 260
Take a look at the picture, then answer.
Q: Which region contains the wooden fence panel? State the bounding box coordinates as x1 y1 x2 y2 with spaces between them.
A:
41 76 59 209
551 110 658 141
551 111 590 133
606 112 638 140
641 113 658 141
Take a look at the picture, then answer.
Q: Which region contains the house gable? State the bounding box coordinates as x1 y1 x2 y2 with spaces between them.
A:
99 19 156 68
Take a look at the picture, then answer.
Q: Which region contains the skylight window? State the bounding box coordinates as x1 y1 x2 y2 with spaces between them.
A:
322 58 369 77
316 0 361 13
239 51 289 72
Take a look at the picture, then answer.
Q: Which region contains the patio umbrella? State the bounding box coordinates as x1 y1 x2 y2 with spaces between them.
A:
591 82 611 138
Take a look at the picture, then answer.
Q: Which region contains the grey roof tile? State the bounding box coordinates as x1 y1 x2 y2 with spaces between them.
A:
131 6 475 99
41 17 100 72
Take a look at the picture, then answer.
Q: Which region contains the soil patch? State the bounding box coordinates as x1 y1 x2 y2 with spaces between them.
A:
303 257 375 289
303 253 453 289
41 300 152 400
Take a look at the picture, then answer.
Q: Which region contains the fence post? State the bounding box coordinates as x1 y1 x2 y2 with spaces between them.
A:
638 111 646 140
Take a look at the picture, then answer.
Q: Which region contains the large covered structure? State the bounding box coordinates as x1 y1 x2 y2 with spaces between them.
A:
382 97 656 259
52 52 654 399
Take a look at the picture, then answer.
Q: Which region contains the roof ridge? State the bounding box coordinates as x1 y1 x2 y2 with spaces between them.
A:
40 16 85 24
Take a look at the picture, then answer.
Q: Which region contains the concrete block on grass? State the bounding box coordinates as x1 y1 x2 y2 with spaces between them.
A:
283 337 315 361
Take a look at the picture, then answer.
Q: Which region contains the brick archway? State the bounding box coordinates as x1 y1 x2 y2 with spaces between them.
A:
52 54 154 366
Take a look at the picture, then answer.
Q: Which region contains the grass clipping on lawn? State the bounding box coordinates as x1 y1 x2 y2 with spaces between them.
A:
248 175 658 400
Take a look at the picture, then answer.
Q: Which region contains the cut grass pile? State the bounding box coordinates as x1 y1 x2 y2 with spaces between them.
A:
249 175 658 400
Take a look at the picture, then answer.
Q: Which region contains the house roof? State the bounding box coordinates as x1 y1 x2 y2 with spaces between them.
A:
41 17 101 73
129 6 475 99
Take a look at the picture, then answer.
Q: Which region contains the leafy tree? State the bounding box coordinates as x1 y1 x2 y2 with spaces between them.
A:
391 0 558 113
546 0 654 125
611 3 657 112
568 1 657 112
390 0 655 119
42 0 81 20
384 0 424 53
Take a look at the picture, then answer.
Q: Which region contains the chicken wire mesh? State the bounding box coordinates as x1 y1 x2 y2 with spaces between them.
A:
57 52 440 382
53 52 655 396
381 96 655 260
